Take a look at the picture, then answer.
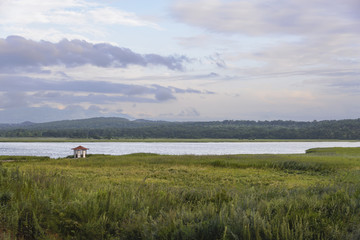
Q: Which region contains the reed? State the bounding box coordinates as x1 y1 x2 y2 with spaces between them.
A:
0 147 360 239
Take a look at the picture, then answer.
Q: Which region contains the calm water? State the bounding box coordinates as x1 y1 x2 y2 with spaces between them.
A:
0 142 360 158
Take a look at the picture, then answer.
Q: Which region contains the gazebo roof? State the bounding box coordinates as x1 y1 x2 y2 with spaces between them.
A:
72 145 89 150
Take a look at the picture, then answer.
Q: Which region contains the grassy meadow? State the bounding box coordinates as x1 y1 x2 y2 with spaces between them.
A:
1 148 360 239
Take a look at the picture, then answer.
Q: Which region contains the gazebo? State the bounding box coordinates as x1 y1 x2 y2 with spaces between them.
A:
72 146 89 158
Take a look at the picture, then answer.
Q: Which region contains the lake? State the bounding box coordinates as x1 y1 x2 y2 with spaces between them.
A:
0 141 360 158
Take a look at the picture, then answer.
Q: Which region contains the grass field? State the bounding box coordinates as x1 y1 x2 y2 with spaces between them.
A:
1 148 360 239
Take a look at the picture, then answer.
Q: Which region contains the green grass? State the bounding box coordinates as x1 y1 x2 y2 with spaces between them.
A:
307 147 360 155
1 147 360 239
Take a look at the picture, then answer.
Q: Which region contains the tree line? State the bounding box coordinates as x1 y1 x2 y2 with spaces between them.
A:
0 117 360 139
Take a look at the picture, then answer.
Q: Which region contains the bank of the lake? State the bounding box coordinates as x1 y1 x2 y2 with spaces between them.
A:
1 147 360 239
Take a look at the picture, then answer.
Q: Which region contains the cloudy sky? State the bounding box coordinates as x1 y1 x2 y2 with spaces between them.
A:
0 0 359 123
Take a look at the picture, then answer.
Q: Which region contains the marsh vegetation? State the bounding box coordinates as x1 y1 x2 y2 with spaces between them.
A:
1 148 360 239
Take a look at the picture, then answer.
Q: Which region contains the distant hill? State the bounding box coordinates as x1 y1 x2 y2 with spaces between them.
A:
0 121 36 130
1 117 360 140
24 117 133 130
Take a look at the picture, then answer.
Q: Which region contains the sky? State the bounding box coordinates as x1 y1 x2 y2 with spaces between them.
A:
0 0 359 123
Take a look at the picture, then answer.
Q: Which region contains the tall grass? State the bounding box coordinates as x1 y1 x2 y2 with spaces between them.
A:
1 148 360 239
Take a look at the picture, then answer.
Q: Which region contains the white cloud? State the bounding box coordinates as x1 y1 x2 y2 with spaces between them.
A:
171 0 360 98
0 0 85 24
89 7 162 29
0 0 161 42
172 0 360 36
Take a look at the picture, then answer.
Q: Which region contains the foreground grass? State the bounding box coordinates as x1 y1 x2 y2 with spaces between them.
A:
1 148 360 239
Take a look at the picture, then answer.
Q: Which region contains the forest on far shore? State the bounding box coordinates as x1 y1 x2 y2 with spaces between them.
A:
0 117 360 140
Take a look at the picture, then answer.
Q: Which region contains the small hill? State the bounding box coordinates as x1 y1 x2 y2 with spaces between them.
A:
0 121 35 130
24 117 133 130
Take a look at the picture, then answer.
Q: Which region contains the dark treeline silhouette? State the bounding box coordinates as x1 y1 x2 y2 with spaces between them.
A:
1 117 360 139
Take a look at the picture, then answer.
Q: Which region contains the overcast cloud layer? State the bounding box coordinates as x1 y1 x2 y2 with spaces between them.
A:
0 0 359 123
